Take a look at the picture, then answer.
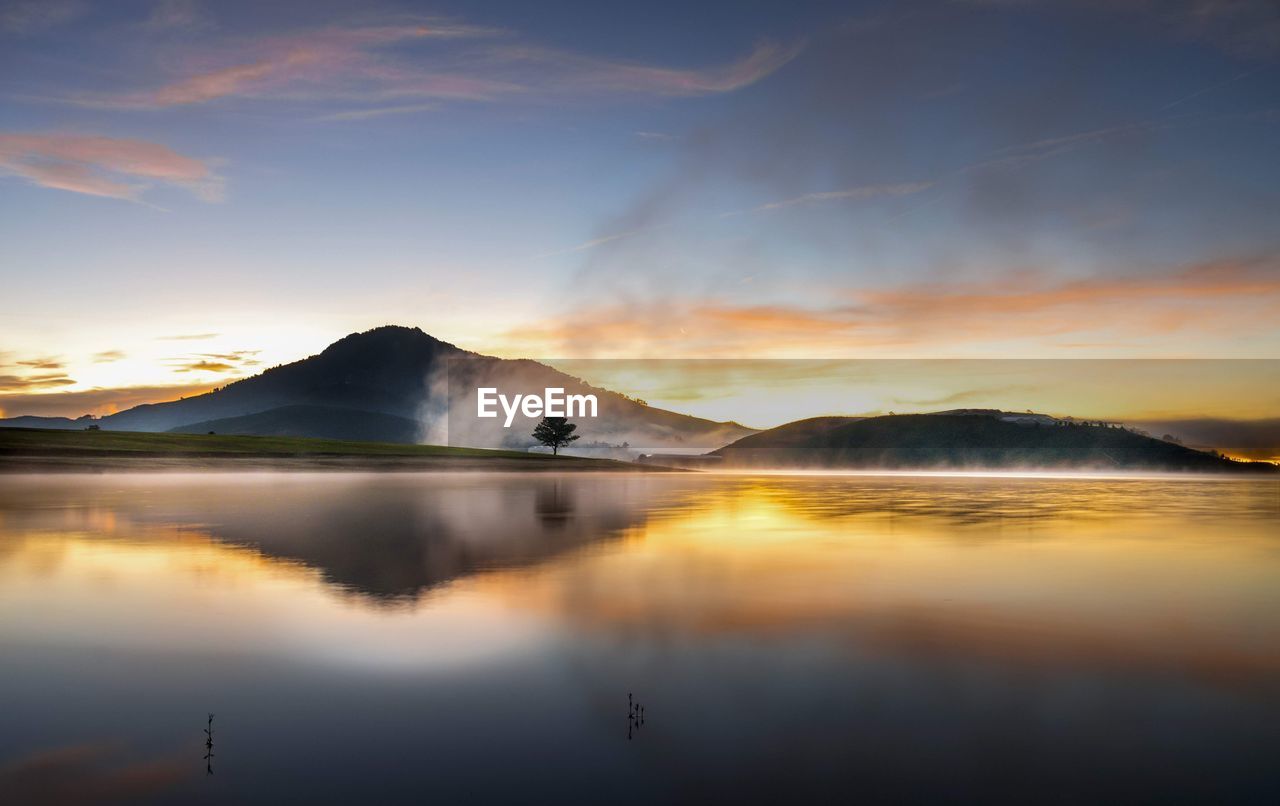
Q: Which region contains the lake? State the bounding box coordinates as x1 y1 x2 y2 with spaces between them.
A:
1 472 1277 804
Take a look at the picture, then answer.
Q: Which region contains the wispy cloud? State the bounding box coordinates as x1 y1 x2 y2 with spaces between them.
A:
63 17 797 112
530 230 637 260
171 360 236 373
0 133 222 201
17 356 65 370
722 181 933 217
499 256 1280 357
0 382 217 417
0 373 76 391
487 40 801 97
197 349 261 366
93 350 126 363
84 21 518 110
892 385 1039 407
156 332 219 341
166 349 261 374
314 103 437 122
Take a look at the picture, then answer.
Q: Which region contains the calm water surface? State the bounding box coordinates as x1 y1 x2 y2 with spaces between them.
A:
1 472 1277 804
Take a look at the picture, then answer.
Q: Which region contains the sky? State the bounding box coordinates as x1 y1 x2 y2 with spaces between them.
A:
1 0 1278 423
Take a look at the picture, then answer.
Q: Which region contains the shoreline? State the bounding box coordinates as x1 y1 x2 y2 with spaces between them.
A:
0 428 681 473
0 452 680 473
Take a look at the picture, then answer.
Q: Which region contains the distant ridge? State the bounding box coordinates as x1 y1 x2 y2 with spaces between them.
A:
711 412 1276 472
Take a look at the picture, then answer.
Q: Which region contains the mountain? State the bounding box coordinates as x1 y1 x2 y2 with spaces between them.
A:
0 326 754 453
105 325 460 433
711 412 1277 472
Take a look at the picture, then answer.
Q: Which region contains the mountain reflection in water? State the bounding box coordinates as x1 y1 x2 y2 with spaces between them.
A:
0 472 1277 804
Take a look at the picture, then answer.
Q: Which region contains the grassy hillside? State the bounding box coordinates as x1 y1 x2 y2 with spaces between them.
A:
0 427 664 472
167 404 422 443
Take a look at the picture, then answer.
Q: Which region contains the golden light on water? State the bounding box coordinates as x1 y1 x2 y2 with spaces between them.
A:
4 473 1275 688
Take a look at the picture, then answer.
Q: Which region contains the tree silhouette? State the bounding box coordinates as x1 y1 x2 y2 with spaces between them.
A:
532 416 579 455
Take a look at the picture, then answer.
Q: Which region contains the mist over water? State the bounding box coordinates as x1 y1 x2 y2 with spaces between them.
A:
1 472 1277 804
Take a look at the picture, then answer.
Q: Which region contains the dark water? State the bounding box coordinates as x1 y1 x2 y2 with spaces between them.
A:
1 472 1277 804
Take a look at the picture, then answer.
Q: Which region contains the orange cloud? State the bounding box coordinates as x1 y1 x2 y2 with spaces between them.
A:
0 382 217 418
0 132 220 201
498 256 1280 357
102 22 513 109
17 356 65 370
151 57 288 106
0 373 76 392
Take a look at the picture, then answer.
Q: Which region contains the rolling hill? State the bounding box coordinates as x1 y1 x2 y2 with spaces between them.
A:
711 412 1277 472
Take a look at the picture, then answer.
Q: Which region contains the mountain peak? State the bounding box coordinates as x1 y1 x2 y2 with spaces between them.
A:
323 325 458 352
316 325 471 366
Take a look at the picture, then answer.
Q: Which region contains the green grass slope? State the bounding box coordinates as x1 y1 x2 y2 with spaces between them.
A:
167 404 421 443
0 427 665 471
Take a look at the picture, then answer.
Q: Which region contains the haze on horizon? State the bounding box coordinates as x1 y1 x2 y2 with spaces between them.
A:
1 1 1278 427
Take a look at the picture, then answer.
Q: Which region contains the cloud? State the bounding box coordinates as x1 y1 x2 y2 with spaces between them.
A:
0 373 76 391
93 350 126 363
198 350 260 361
723 181 933 217
95 21 515 109
75 18 796 111
315 103 437 122
0 132 222 201
0 382 216 417
156 332 219 340
499 256 1280 357
172 360 236 373
488 39 802 97
167 349 261 374
892 385 1040 407
530 230 638 260
17 356 65 370
0 0 86 34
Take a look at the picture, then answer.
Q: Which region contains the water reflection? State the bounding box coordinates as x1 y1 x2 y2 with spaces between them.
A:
0 474 661 603
627 693 646 741
203 715 214 777
0 472 1277 804
0 743 189 804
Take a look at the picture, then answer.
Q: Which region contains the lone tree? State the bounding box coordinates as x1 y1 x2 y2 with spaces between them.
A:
532 416 579 456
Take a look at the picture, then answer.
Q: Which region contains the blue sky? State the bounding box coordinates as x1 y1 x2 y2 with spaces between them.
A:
1 0 1278 417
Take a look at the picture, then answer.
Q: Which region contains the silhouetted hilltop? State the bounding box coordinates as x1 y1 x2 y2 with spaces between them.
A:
106 326 465 432
712 413 1276 472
